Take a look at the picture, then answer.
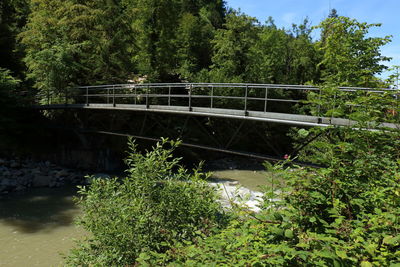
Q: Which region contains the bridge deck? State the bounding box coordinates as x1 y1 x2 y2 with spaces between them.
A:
35 103 398 129
33 83 399 129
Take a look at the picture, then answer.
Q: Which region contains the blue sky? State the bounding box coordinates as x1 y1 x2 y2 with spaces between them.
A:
226 0 399 78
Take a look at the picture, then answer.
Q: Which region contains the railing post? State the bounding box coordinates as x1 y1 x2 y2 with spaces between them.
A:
112 85 116 107
65 87 68 106
264 87 268 112
168 86 171 106
210 86 214 109
107 87 110 104
86 87 89 106
331 91 337 122
244 85 248 116
317 88 322 117
189 84 192 111
47 88 50 105
146 85 149 109
134 86 137 105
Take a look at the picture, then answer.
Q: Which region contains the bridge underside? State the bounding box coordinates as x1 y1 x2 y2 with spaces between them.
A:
36 103 398 129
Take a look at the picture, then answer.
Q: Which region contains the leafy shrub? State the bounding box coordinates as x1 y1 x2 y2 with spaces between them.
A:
0 67 21 131
0 67 20 109
137 87 400 266
66 138 223 266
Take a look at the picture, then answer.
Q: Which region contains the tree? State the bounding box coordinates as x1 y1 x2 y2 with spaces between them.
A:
328 8 338 18
129 0 225 82
208 10 261 83
0 67 24 142
175 12 215 81
0 0 29 77
0 68 21 115
316 16 391 87
20 0 135 100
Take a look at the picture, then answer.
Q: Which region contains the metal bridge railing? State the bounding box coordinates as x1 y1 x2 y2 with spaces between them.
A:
37 83 399 122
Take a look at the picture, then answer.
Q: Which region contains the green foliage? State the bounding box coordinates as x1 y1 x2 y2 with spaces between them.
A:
14 1 395 104
20 0 136 101
124 0 225 82
136 87 400 266
66 138 223 266
175 12 214 81
386 66 400 89
0 67 20 97
248 18 321 85
302 84 399 125
0 0 29 76
0 68 24 144
0 67 21 124
208 10 261 83
316 16 391 87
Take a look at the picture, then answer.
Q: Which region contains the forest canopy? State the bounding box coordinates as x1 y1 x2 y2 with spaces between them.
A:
0 1 397 99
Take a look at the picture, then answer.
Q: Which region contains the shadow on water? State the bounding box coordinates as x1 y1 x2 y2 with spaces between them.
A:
0 186 81 233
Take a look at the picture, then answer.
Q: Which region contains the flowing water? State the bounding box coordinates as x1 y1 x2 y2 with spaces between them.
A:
0 169 270 267
210 169 272 191
0 187 86 267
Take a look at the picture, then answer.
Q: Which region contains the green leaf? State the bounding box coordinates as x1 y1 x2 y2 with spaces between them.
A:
383 235 400 245
383 235 394 245
360 261 373 267
284 229 294 239
365 243 378 256
335 250 347 259
298 128 310 138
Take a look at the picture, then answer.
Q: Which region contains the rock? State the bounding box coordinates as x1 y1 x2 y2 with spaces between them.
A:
2 178 17 187
10 161 20 168
15 185 25 191
93 173 110 179
17 173 31 183
49 180 58 188
0 156 95 193
55 169 69 178
228 181 239 186
2 170 11 177
14 170 23 176
32 175 52 187
31 168 42 175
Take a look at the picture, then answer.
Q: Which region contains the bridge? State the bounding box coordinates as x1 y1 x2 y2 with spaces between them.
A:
36 83 399 129
33 82 399 163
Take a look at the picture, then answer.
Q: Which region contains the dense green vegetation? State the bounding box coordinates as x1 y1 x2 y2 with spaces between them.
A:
67 89 399 266
66 138 226 266
1 1 396 98
1 1 399 265
0 68 21 130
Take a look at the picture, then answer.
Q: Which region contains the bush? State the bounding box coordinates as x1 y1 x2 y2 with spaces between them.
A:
0 67 20 118
67 86 400 266
66 138 223 266
137 86 400 266
0 67 22 140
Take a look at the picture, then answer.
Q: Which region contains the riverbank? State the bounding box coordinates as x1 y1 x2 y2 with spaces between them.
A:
0 157 87 195
0 186 86 267
0 155 274 266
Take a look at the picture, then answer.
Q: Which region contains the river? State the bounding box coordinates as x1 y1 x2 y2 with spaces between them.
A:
0 170 270 267
0 187 86 267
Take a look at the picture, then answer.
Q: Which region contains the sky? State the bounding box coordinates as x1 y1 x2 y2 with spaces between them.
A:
226 0 400 78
